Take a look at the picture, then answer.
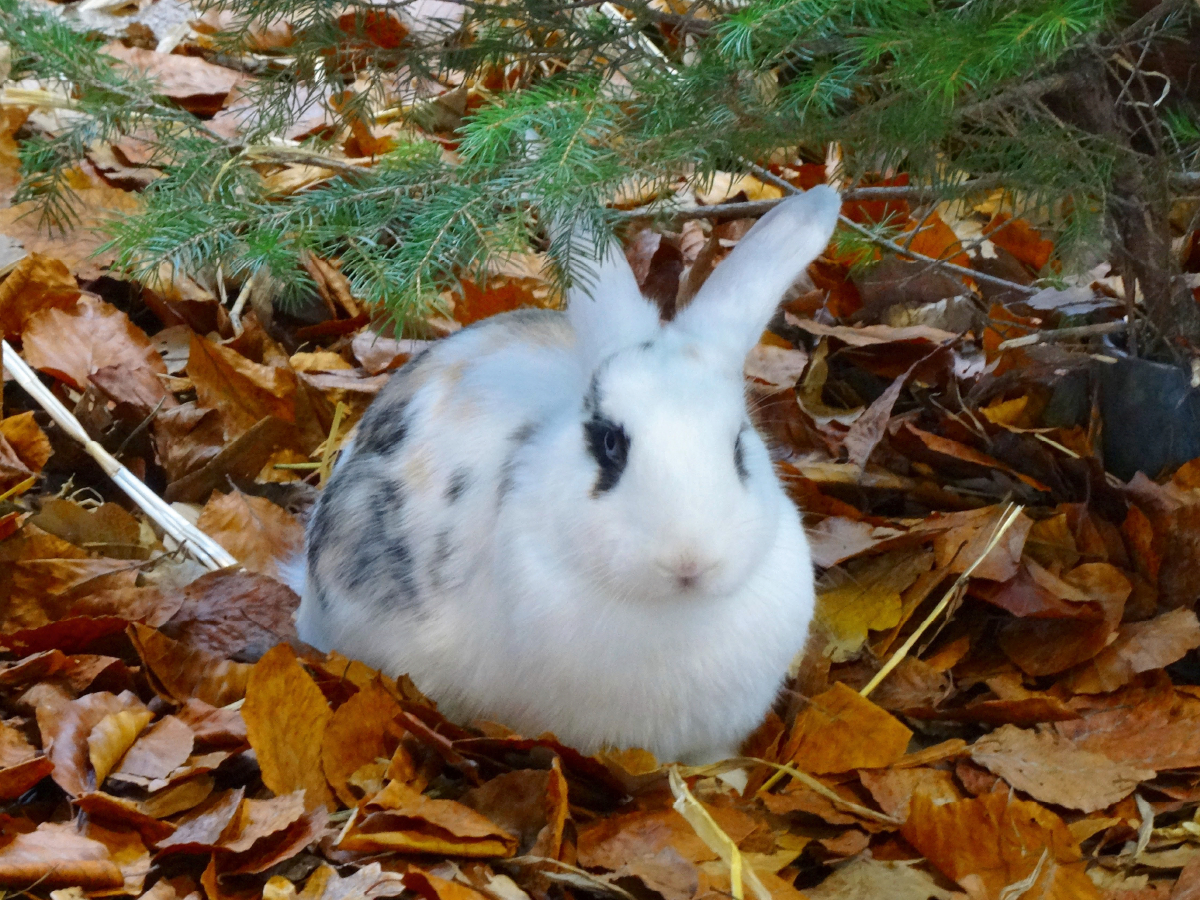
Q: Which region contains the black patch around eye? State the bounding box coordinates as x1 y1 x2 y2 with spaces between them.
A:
734 428 750 483
584 417 630 494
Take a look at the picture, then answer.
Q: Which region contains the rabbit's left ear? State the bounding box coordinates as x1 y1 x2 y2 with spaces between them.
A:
564 227 661 370
670 185 840 365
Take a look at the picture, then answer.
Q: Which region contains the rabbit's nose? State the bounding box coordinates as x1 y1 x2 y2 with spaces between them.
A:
662 556 717 591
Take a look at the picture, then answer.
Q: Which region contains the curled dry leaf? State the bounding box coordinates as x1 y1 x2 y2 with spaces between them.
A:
321 678 404 807
87 705 154 786
0 252 80 338
128 622 252 707
0 822 124 890
36 689 147 796
298 862 407 900
103 44 243 115
155 786 245 855
901 791 1099 900
187 332 295 440
242 643 334 812
1062 608 1200 694
802 854 956 900
782 682 913 774
857 766 963 821
195 491 304 581
338 778 518 857
970 724 1155 813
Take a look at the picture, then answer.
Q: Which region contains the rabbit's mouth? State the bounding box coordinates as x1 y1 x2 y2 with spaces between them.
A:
656 556 721 594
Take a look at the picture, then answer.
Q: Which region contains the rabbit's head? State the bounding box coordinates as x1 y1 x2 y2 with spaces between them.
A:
509 186 841 606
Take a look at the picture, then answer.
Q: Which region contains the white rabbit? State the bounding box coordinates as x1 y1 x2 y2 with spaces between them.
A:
295 186 840 764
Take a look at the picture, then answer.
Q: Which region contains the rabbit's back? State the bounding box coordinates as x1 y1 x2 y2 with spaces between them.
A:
296 309 580 668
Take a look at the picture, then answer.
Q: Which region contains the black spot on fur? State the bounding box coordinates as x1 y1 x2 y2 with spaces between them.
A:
584 416 630 495
583 372 601 416
734 427 750 483
312 583 330 611
357 403 409 457
446 468 471 503
497 422 538 504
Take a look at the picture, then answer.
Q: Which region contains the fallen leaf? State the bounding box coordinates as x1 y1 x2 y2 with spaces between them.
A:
858 766 963 821
111 714 195 781
187 332 296 440
804 854 955 900
104 44 243 115
1054 677 1200 771
783 682 912 774
0 252 80 338
243 644 334 811
36 689 147 796
1062 608 1200 693
901 791 1099 900
195 491 304 581
321 679 404 807
155 787 245 854
87 705 154 786
128 622 252 707
160 569 300 662
338 778 517 857
970 724 1154 812
0 822 123 890
815 549 934 662
21 296 166 392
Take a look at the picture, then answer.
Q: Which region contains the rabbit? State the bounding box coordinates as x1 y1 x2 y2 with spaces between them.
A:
294 185 841 765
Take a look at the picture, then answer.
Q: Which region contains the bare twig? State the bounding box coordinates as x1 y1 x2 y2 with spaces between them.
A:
997 320 1127 350
1 341 237 571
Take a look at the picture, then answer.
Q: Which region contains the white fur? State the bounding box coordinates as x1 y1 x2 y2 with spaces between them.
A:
297 187 840 764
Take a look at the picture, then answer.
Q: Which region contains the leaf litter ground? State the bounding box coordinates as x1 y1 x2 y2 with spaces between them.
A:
5 5 1200 900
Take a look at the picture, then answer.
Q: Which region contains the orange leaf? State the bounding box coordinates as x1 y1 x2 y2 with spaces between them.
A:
187 332 296 440
0 252 80 339
128 622 252 707
87 706 154 786
904 212 970 269
35 689 147 797
21 296 165 391
985 213 1055 272
338 779 517 857
901 791 1098 900
322 679 404 807
783 682 912 774
243 644 334 812
0 822 124 890
196 491 304 581
1062 608 1200 694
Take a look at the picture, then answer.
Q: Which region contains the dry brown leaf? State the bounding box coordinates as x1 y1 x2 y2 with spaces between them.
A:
783 682 912 774
923 505 1034 582
1054 677 1200 771
0 413 52 479
321 679 404 807
187 332 295 440
243 644 334 811
84 819 151 895
459 765 566 857
36 689 147 796
0 252 80 339
298 863 407 900
128 622 252 707
970 724 1154 812
87 706 154 786
111 714 195 781
338 779 517 857
104 44 243 115
160 569 300 663
155 787 245 855
174 698 248 749
857 766 963 821
195 491 304 581
804 854 955 900
1062 608 1200 694
0 756 54 800
1126 474 1200 610
0 822 123 890
21 296 166 391
74 791 177 845
901 791 1099 900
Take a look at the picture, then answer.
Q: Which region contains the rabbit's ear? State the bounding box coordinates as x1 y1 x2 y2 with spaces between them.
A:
670 185 840 365
564 226 661 369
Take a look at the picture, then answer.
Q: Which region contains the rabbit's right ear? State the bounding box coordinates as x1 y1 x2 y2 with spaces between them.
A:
564 224 661 370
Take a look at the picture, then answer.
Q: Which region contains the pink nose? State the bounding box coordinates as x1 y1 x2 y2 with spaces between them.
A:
671 557 713 591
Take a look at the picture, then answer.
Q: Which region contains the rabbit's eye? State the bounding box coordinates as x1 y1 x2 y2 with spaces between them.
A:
584 417 629 494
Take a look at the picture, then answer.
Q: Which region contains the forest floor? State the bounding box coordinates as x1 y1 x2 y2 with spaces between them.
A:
5 3 1200 900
